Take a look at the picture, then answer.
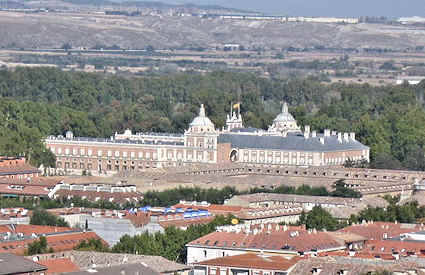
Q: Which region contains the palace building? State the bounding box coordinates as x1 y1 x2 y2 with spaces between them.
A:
45 103 369 175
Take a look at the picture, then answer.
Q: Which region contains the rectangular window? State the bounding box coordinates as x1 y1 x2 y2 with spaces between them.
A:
146 152 151 159
98 150 102 157
88 149 92 156
57 148 62 154
138 152 143 159
123 151 128 158
108 151 112 157
131 152 135 158
80 149 85 156
73 149 78 155
115 151 120 157
50 147 55 153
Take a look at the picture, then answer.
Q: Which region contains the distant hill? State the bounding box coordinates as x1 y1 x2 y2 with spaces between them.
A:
24 0 255 13
0 9 423 50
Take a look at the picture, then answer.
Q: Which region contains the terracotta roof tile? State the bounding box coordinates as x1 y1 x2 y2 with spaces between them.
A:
38 258 80 274
188 224 345 253
197 253 300 271
0 231 104 255
337 222 423 240
0 177 58 187
0 224 73 235
0 184 51 196
361 239 425 257
0 164 40 175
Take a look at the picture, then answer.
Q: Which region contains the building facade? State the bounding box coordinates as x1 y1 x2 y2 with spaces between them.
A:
0 157 41 179
45 103 370 175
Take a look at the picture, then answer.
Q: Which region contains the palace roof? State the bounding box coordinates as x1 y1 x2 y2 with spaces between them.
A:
218 132 369 152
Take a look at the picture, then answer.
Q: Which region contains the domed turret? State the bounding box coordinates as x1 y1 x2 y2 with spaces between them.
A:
268 102 301 134
65 130 74 139
188 104 215 133
273 102 296 123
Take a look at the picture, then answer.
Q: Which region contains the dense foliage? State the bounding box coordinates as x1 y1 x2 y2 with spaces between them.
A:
112 215 234 263
299 206 342 231
25 236 53 255
74 238 110 252
30 209 70 227
249 181 361 198
1 67 425 170
142 182 361 207
330 180 362 198
0 196 130 210
349 200 425 224
142 186 238 207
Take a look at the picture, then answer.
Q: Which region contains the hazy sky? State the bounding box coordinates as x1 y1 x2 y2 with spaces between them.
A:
161 0 425 17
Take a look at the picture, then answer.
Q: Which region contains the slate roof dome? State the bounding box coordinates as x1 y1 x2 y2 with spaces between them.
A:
273 102 296 123
65 130 74 139
189 104 214 128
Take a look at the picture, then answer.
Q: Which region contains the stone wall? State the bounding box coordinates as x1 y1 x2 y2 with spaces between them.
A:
175 164 424 196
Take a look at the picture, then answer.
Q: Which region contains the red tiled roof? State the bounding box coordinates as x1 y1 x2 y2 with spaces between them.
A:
0 177 58 187
0 225 73 235
197 253 300 271
337 222 423 240
0 184 50 196
38 258 80 274
0 164 40 176
188 224 345 253
361 239 425 257
0 231 104 255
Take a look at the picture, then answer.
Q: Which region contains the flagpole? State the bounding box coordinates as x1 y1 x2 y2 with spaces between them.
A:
230 101 233 117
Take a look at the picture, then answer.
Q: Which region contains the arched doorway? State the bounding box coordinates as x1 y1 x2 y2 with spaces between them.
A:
230 150 238 162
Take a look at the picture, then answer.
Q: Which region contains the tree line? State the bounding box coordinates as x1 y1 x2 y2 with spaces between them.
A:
1 67 425 170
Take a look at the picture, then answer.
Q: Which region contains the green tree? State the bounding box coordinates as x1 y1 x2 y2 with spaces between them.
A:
30 209 70 227
25 236 52 255
330 180 362 198
112 215 235 263
304 206 340 231
74 238 109 252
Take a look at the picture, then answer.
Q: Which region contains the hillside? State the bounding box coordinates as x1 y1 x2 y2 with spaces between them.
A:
0 10 424 50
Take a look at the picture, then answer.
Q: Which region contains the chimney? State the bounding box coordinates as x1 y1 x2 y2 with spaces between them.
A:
337 133 342 143
343 133 349 142
324 129 330 137
304 125 310 139
350 132 356 140
312 131 317 138
319 138 325 145
392 252 400 260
